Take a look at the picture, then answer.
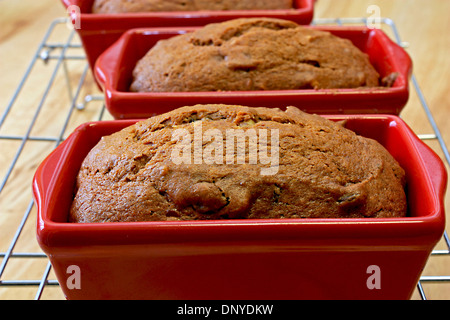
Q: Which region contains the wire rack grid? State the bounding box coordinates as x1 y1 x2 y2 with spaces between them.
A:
0 17 448 300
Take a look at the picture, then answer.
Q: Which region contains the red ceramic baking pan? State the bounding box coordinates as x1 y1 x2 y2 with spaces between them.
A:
33 113 446 300
61 0 315 73
94 25 412 119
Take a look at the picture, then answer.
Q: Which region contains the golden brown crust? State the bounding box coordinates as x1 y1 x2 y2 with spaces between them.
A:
130 18 380 93
92 0 294 13
70 105 407 223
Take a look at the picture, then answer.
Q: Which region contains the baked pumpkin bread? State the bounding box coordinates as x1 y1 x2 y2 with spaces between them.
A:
70 104 407 223
130 18 381 92
92 0 294 13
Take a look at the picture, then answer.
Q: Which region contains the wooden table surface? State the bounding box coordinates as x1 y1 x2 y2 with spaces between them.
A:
0 0 448 300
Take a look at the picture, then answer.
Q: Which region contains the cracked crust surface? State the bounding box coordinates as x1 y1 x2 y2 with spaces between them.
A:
130 18 381 92
92 0 294 13
69 104 407 223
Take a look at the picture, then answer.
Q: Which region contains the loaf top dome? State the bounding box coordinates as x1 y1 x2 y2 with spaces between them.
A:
92 0 294 13
130 18 381 92
70 105 406 223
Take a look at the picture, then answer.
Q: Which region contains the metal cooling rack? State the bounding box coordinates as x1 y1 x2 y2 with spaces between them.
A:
0 17 448 300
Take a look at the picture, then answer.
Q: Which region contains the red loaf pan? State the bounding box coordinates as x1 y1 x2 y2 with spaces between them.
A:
33 114 446 300
94 26 413 119
61 0 315 73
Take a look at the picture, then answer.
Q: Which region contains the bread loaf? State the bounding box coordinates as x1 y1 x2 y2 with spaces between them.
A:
130 18 381 93
92 0 294 13
70 104 407 223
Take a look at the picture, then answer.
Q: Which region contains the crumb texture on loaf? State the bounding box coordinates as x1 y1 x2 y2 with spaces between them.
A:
70 105 407 223
92 0 294 13
130 18 381 93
